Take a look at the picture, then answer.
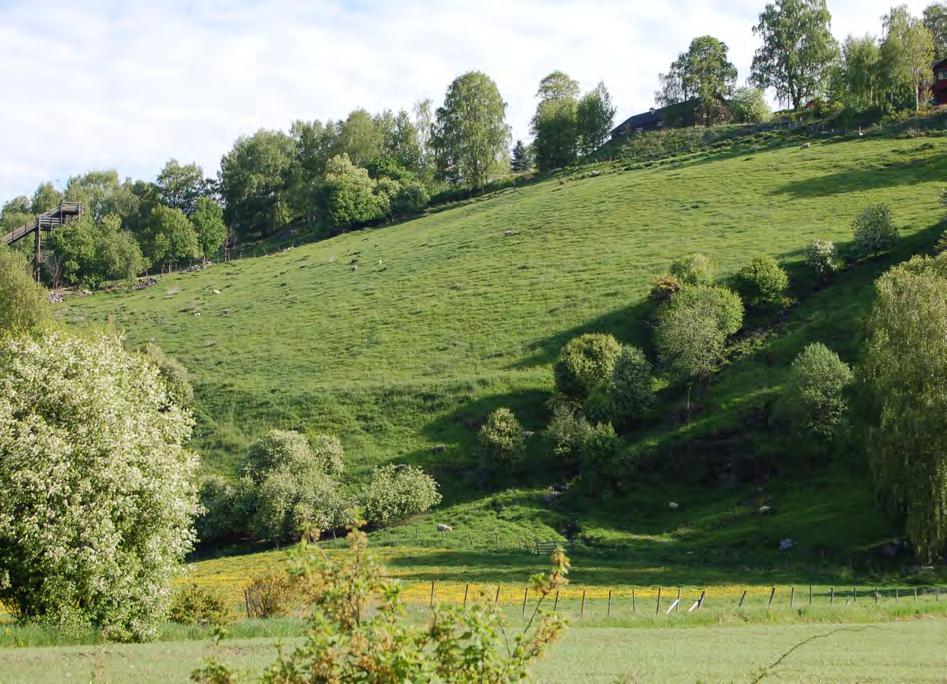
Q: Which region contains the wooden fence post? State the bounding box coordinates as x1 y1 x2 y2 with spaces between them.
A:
463 584 469 611
494 585 501 607
852 587 856 603
809 585 813 605
738 589 747 607
522 587 528 617
790 586 795 608
632 588 636 612
914 588 918 601
553 589 559 612
830 587 835 605
430 580 436 608
580 589 586 618
676 587 681 611
607 590 612 617
244 589 252 619
767 586 776 609
895 588 899 602
656 587 662 615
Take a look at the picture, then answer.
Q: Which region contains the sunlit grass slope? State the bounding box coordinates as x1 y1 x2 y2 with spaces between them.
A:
62 134 947 480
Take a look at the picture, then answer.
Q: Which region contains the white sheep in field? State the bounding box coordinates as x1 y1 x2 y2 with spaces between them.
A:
437 523 453 533
668 502 679 511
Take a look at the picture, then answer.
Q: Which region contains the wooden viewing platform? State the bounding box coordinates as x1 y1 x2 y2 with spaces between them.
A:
2 202 82 280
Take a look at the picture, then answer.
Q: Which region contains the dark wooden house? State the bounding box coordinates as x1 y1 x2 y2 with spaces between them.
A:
609 97 729 140
933 58 947 105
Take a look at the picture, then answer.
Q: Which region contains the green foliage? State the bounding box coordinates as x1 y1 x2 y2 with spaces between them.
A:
141 341 194 408
246 430 316 481
169 584 233 626
575 83 615 158
736 255 789 309
361 464 442 526
244 568 298 619
478 407 526 469
323 153 384 228
191 197 228 262
531 71 580 172
880 5 935 111
607 345 655 424
433 71 511 189
730 87 773 123
805 239 838 280
511 139 532 172
194 531 568 683
655 285 744 379
750 0 838 110
64 170 140 223
147 205 199 270
156 160 210 216
389 181 430 218
309 433 345 476
252 465 349 542
937 230 947 253
924 2 947 58
0 248 48 336
553 332 621 399
775 342 853 443
657 36 737 125
860 254 947 562
546 405 613 470
650 273 684 302
852 204 899 258
669 253 713 286
832 35 882 113
196 475 253 545
95 215 146 284
218 129 295 239
0 331 199 641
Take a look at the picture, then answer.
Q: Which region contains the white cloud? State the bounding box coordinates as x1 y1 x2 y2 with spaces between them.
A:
0 0 931 200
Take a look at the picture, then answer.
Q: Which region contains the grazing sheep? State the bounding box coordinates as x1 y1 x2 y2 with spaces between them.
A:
758 505 771 515
800 142 811 149
437 523 453 533
669 502 679 511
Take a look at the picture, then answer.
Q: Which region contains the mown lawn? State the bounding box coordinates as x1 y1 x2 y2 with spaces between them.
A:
3 619 945 682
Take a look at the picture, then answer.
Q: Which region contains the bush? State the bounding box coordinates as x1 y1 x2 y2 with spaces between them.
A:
730 86 772 123
361 464 442 526
853 204 898 259
607 345 655 423
196 475 254 545
654 285 744 379
309 433 345 476
936 230 947 254
194 531 568 683
553 333 621 399
735 255 789 309
141 342 194 408
390 182 430 217
669 253 713 286
244 569 298 619
169 584 234 626
650 273 683 302
0 331 199 641
246 430 316 481
0 248 48 336
776 343 853 442
546 405 617 471
805 240 838 280
478 407 525 468
252 465 350 542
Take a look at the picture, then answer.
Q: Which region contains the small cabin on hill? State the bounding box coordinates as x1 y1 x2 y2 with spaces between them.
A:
933 58 947 105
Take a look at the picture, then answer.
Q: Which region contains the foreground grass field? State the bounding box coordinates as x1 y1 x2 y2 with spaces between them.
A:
3 619 945 682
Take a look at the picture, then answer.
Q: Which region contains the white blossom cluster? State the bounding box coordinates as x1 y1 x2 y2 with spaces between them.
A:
0 330 200 640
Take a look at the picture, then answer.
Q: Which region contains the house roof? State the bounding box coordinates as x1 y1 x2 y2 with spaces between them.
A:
609 98 705 137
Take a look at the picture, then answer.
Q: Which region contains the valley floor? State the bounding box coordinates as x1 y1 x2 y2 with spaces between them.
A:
2 619 945 683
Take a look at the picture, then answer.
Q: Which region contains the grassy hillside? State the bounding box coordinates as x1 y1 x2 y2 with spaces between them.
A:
61 129 947 576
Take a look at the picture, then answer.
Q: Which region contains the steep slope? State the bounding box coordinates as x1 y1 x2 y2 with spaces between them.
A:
63 134 947 478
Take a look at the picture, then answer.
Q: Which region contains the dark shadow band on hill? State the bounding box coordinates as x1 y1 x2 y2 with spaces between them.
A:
771 151 947 199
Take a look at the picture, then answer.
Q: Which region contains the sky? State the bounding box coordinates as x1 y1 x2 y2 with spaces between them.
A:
0 0 933 201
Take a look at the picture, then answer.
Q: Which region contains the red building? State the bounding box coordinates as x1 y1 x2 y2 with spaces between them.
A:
933 59 947 105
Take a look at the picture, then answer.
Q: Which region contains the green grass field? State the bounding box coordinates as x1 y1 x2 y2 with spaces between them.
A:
3 619 946 682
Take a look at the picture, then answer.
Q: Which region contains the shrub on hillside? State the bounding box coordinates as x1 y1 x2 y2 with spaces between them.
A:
0 331 199 641
390 182 430 217
607 345 655 423
669 253 713 286
141 342 194 408
546 405 615 470
310 433 345 476
478 407 525 469
775 343 853 442
553 333 621 399
169 584 234 626
0 248 48 336
246 430 317 481
361 464 442 527
650 273 683 302
852 204 898 259
244 568 298 619
735 255 789 309
805 240 838 281
196 475 254 545
654 285 744 379
251 465 351 542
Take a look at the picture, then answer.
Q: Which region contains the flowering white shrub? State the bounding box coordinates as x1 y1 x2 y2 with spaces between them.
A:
361 464 442 526
0 331 200 641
